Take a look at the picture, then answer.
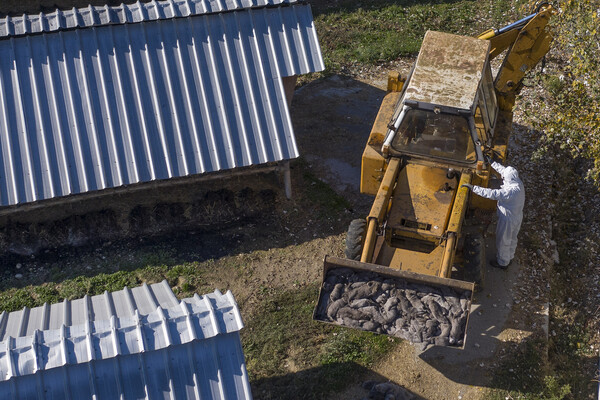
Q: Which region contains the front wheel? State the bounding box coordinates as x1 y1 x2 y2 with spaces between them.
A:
345 219 366 260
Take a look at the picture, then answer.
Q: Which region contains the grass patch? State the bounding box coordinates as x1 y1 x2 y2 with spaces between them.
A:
312 0 527 72
486 339 571 400
544 168 599 398
243 284 397 398
0 261 210 312
320 328 393 377
489 338 547 394
302 170 351 214
487 163 595 398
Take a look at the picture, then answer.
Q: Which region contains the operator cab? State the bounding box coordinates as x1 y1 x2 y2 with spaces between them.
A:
383 31 497 167
390 107 473 163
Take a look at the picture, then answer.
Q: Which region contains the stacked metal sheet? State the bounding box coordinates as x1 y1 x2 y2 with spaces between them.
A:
0 0 303 37
0 281 251 399
0 281 181 339
0 0 324 206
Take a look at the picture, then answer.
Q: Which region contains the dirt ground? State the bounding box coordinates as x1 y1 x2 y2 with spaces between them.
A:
290 70 558 399
0 3 594 390
0 66 569 399
0 1 596 398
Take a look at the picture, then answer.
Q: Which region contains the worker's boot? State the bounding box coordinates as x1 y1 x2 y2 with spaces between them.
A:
490 260 508 270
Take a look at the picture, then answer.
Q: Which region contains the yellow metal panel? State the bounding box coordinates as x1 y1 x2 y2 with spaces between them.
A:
387 71 405 92
470 169 495 210
362 158 402 262
360 92 402 195
361 219 379 264
470 195 496 211
495 6 553 95
375 240 445 277
485 29 519 60
361 145 386 195
387 163 456 239
440 232 457 278
368 158 402 222
368 92 402 146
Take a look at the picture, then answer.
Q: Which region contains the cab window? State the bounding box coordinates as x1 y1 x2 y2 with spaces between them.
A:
390 109 476 162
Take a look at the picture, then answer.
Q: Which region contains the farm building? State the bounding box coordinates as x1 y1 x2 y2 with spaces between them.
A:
0 0 324 209
0 281 251 399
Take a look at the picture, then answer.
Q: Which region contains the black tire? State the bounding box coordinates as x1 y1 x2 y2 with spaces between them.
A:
345 219 367 260
464 232 485 291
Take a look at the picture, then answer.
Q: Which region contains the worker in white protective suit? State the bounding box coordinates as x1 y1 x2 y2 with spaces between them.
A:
462 161 525 269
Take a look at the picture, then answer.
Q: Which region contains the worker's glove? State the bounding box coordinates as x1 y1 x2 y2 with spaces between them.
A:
461 183 473 190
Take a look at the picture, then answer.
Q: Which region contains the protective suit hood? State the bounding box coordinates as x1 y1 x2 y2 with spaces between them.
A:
501 166 520 184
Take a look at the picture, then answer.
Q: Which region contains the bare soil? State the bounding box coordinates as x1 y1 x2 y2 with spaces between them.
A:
290 69 566 399
0 1 596 391
0 67 574 399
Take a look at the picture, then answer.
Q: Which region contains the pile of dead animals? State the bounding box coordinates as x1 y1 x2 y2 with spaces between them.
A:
316 268 471 347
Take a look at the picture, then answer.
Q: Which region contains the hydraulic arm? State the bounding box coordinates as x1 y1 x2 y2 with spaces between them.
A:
479 4 554 110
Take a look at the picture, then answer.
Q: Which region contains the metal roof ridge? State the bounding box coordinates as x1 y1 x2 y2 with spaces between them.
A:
0 280 184 341
0 0 302 38
0 288 243 381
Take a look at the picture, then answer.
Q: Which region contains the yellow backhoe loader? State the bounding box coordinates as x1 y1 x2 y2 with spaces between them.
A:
314 4 554 348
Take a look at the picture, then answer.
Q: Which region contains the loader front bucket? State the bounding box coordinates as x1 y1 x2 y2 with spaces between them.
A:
313 256 475 348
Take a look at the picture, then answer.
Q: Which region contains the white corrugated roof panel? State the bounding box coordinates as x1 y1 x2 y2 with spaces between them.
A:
0 285 250 399
0 0 302 38
0 280 179 341
0 2 324 207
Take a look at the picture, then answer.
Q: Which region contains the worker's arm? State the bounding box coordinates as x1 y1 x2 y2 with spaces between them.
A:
490 161 507 176
471 185 515 201
461 182 510 201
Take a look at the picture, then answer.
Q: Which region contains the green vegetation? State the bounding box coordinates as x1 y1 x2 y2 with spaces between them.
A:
487 339 571 400
320 328 392 367
526 0 600 188
544 167 598 398
490 374 571 400
242 284 397 398
303 170 351 214
0 260 209 313
311 0 527 72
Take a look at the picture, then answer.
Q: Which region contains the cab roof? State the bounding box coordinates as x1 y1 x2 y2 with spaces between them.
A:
404 31 491 111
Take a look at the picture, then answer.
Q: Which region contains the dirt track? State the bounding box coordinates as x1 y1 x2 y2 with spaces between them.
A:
291 71 556 399
0 67 571 400
0 1 596 395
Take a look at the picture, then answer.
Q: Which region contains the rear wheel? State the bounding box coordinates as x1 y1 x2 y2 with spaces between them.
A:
345 219 367 260
464 232 485 291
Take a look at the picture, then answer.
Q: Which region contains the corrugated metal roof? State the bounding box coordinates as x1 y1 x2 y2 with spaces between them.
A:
0 3 324 207
0 284 251 399
0 0 302 38
0 280 180 341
